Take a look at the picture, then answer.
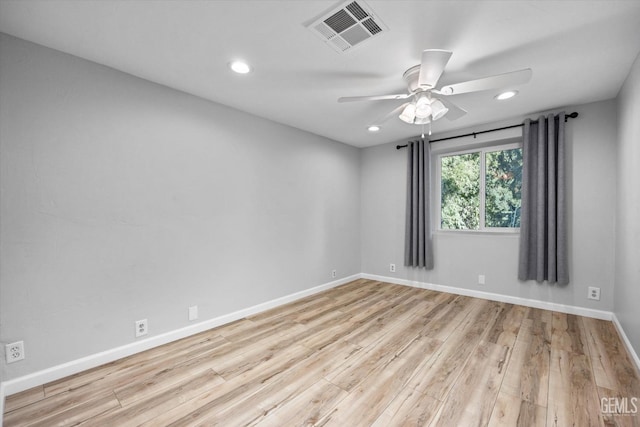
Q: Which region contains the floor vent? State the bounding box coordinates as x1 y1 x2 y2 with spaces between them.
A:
305 1 387 53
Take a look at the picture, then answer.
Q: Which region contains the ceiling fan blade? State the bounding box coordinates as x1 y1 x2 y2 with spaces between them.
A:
338 93 411 103
418 49 453 88
438 97 467 120
440 68 532 95
373 102 411 124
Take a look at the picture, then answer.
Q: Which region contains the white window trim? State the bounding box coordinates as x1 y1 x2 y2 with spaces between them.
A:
434 140 522 234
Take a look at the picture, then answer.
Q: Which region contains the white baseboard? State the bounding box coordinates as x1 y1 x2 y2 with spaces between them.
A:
0 274 359 401
361 273 613 320
612 314 640 374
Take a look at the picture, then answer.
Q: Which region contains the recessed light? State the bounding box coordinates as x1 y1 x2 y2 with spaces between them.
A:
495 90 518 100
229 60 252 74
368 125 381 132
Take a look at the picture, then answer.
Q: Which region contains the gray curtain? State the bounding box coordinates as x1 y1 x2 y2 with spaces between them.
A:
405 140 434 269
518 112 569 284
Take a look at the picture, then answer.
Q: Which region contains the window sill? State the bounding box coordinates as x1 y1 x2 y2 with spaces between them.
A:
435 229 520 236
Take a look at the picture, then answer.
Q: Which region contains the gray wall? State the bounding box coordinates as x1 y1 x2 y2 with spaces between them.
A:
615 51 640 353
0 34 361 380
361 100 617 311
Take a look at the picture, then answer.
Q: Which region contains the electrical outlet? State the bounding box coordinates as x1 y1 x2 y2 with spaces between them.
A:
188 306 198 321
331 270 337 278
135 319 148 337
478 274 486 285
588 287 601 301
5 341 25 363
390 263 396 273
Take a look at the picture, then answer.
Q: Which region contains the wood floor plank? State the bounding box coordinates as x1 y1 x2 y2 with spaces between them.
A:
113 356 226 407
323 279 376 302
484 303 528 347
212 346 356 426
341 295 432 348
144 341 352 426
43 332 229 397
517 307 552 344
3 388 120 427
5 279 637 427
245 296 333 323
501 307 551 406
422 295 481 341
211 318 255 337
180 322 309 382
583 317 640 398
211 327 314 380
250 379 347 427
407 299 501 400
80 369 223 427
551 312 588 355
295 296 374 325
429 340 509 427
100 344 319 426
370 385 441 427
488 392 546 427
217 316 300 343
26 392 120 427
295 289 415 353
547 347 603 427
316 334 441 426
127 345 315 425
165 339 361 426
318 284 383 312
3 386 45 414
325 313 428 392
329 285 413 319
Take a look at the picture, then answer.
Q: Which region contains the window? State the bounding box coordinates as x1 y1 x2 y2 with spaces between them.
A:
438 143 522 231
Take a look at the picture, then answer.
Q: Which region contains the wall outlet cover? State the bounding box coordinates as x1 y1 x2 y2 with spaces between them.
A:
588 286 601 301
6 341 25 363
135 319 148 337
188 306 198 321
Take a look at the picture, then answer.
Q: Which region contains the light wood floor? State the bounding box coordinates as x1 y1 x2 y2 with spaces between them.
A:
4 279 640 426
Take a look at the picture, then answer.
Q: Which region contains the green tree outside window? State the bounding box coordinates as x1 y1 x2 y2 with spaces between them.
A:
440 147 522 230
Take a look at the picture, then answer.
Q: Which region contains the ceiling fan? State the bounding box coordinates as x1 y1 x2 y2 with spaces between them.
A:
338 49 532 126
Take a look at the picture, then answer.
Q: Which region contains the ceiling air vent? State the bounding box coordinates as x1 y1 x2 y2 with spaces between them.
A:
305 1 387 53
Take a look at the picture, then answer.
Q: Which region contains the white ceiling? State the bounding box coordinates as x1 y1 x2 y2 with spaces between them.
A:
1 0 640 147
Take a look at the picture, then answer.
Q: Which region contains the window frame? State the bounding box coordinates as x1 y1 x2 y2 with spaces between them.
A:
435 140 523 234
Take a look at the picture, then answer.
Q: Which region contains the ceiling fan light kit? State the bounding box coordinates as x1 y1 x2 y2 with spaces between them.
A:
397 94 448 125
414 95 432 118
430 99 449 120
399 103 417 124
414 116 431 125
338 49 532 127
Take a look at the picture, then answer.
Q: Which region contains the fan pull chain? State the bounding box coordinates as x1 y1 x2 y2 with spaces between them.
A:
420 122 433 140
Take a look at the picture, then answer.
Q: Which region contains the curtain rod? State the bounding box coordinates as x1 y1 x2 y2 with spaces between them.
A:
396 111 579 150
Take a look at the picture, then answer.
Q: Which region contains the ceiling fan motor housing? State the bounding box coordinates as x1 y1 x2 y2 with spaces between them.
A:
403 65 425 92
